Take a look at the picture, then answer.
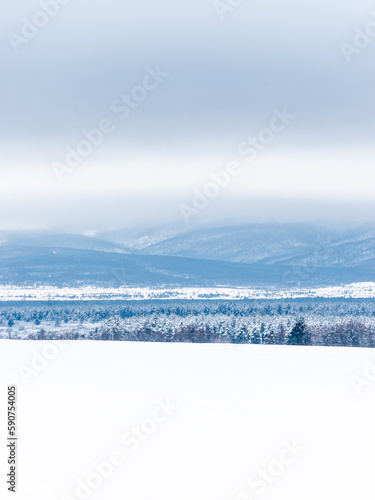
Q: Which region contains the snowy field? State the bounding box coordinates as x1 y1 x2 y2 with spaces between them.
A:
1 340 375 499
1 281 375 301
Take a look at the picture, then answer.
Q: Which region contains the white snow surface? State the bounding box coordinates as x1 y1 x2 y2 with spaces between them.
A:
0 281 375 301
1 340 375 499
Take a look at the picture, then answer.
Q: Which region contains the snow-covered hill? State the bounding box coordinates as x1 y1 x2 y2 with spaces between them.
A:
1 340 374 499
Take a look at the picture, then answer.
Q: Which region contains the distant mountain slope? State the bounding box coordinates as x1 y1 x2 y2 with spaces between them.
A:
139 223 340 263
0 245 373 288
96 224 186 250
278 236 375 268
0 231 130 254
1 223 374 288
140 223 375 269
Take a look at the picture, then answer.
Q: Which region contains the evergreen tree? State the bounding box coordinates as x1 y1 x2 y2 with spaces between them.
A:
37 328 46 340
233 324 248 344
286 318 310 346
250 328 262 344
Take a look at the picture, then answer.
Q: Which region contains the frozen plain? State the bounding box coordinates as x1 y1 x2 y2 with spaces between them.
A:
0 281 375 301
1 340 375 499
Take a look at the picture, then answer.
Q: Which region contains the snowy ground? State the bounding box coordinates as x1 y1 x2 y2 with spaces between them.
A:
1 281 375 301
1 340 375 499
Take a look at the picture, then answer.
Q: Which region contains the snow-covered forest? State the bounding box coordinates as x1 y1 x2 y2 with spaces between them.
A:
1 298 374 347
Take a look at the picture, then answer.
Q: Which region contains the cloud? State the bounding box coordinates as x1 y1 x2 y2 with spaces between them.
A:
1 0 374 228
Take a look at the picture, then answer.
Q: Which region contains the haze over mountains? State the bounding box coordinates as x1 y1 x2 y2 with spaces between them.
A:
0 222 374 288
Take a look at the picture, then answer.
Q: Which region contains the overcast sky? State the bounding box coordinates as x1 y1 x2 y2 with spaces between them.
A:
1 0 374 230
